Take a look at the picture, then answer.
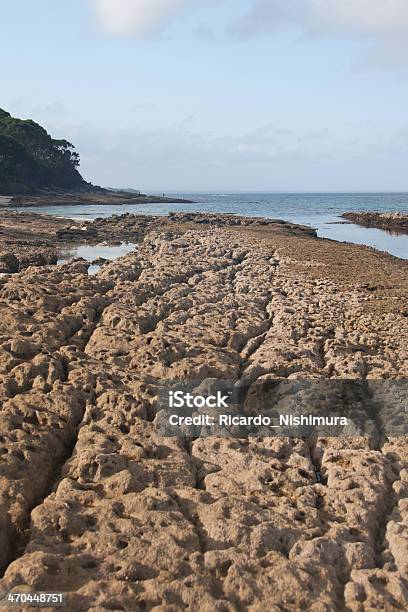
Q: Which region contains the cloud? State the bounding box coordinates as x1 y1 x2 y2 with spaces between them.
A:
87 0 408 69
232 0 408 38
56 117 407 191
89 0 187 36
308 0 408 37
298 129 329 142
230 0 408 69
34 102 66 116
64 119 341 191
193 23 216 41
88 1 408 49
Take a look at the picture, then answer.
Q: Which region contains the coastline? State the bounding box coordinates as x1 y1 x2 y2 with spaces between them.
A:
0 190 194 208
5 191 406 259
0 211 319 273
1 209 407 275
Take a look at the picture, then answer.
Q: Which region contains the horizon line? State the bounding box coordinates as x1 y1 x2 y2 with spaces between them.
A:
136 189 408 195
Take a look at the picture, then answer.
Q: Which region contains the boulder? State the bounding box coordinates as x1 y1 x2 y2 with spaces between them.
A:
0 251 19 273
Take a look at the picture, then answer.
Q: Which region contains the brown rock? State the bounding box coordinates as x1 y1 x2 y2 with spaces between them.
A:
0 251 18 273
0 217 406 609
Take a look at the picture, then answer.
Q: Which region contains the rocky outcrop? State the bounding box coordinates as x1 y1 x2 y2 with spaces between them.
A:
0 249 56 273
343 211 408 234
5 191 194 207
17 248 57 268
168 211 317 237
56 226 99 241
0 211 318 273
0 221 406 610
0 211 73 272
0 252 18 274
90 213 158 243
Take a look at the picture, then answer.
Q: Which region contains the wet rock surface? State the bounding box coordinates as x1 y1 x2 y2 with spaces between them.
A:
0 211 318 273
0 212 66 272
343 211 408 234
0 218 407 610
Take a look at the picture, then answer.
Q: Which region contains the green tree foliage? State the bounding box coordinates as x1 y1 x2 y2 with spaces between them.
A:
0 107 87 193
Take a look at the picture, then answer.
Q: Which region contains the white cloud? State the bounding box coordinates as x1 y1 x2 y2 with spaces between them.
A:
230 0 408 70
34 102 66 116
87 0 408 68
66 120 333 190
232 0 408 39
89 0 408 42
89 0 187 36
308 0 408 36
68 118 408 191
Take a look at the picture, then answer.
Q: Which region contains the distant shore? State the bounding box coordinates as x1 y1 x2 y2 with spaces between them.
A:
0 189 194 208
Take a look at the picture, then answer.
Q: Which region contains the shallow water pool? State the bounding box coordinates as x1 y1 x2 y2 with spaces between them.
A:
58 242 137 274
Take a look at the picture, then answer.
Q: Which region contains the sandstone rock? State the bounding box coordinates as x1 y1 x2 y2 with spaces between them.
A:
0 219 406 609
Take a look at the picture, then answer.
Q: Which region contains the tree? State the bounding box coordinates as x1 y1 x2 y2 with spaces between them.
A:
0 107 87 192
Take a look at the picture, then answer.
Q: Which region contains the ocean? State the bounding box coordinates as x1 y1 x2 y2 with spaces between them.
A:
10 192 408 259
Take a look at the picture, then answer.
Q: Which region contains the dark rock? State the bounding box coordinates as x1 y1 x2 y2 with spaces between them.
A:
56 226 99 241
342 212 408 234
18 249 58 268
0 252 19 273
59 257 90 274
167 212 317 237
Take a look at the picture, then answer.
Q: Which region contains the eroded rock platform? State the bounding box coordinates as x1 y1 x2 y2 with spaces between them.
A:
0 216 407 611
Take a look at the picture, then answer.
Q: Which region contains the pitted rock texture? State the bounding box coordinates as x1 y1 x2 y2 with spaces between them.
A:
0 220 407 611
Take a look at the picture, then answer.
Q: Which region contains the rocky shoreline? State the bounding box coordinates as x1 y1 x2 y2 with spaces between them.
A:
0 211 317 273
0 189 193 208
342 211 408 234
0 212 407 610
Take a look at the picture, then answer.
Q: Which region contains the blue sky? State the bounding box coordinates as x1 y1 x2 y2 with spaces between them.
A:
2 0 408 191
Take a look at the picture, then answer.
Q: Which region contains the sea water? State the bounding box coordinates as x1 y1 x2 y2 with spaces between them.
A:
57 242 137 274
9 192 408 259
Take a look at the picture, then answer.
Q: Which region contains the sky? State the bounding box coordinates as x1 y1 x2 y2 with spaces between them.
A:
1 0 408 192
